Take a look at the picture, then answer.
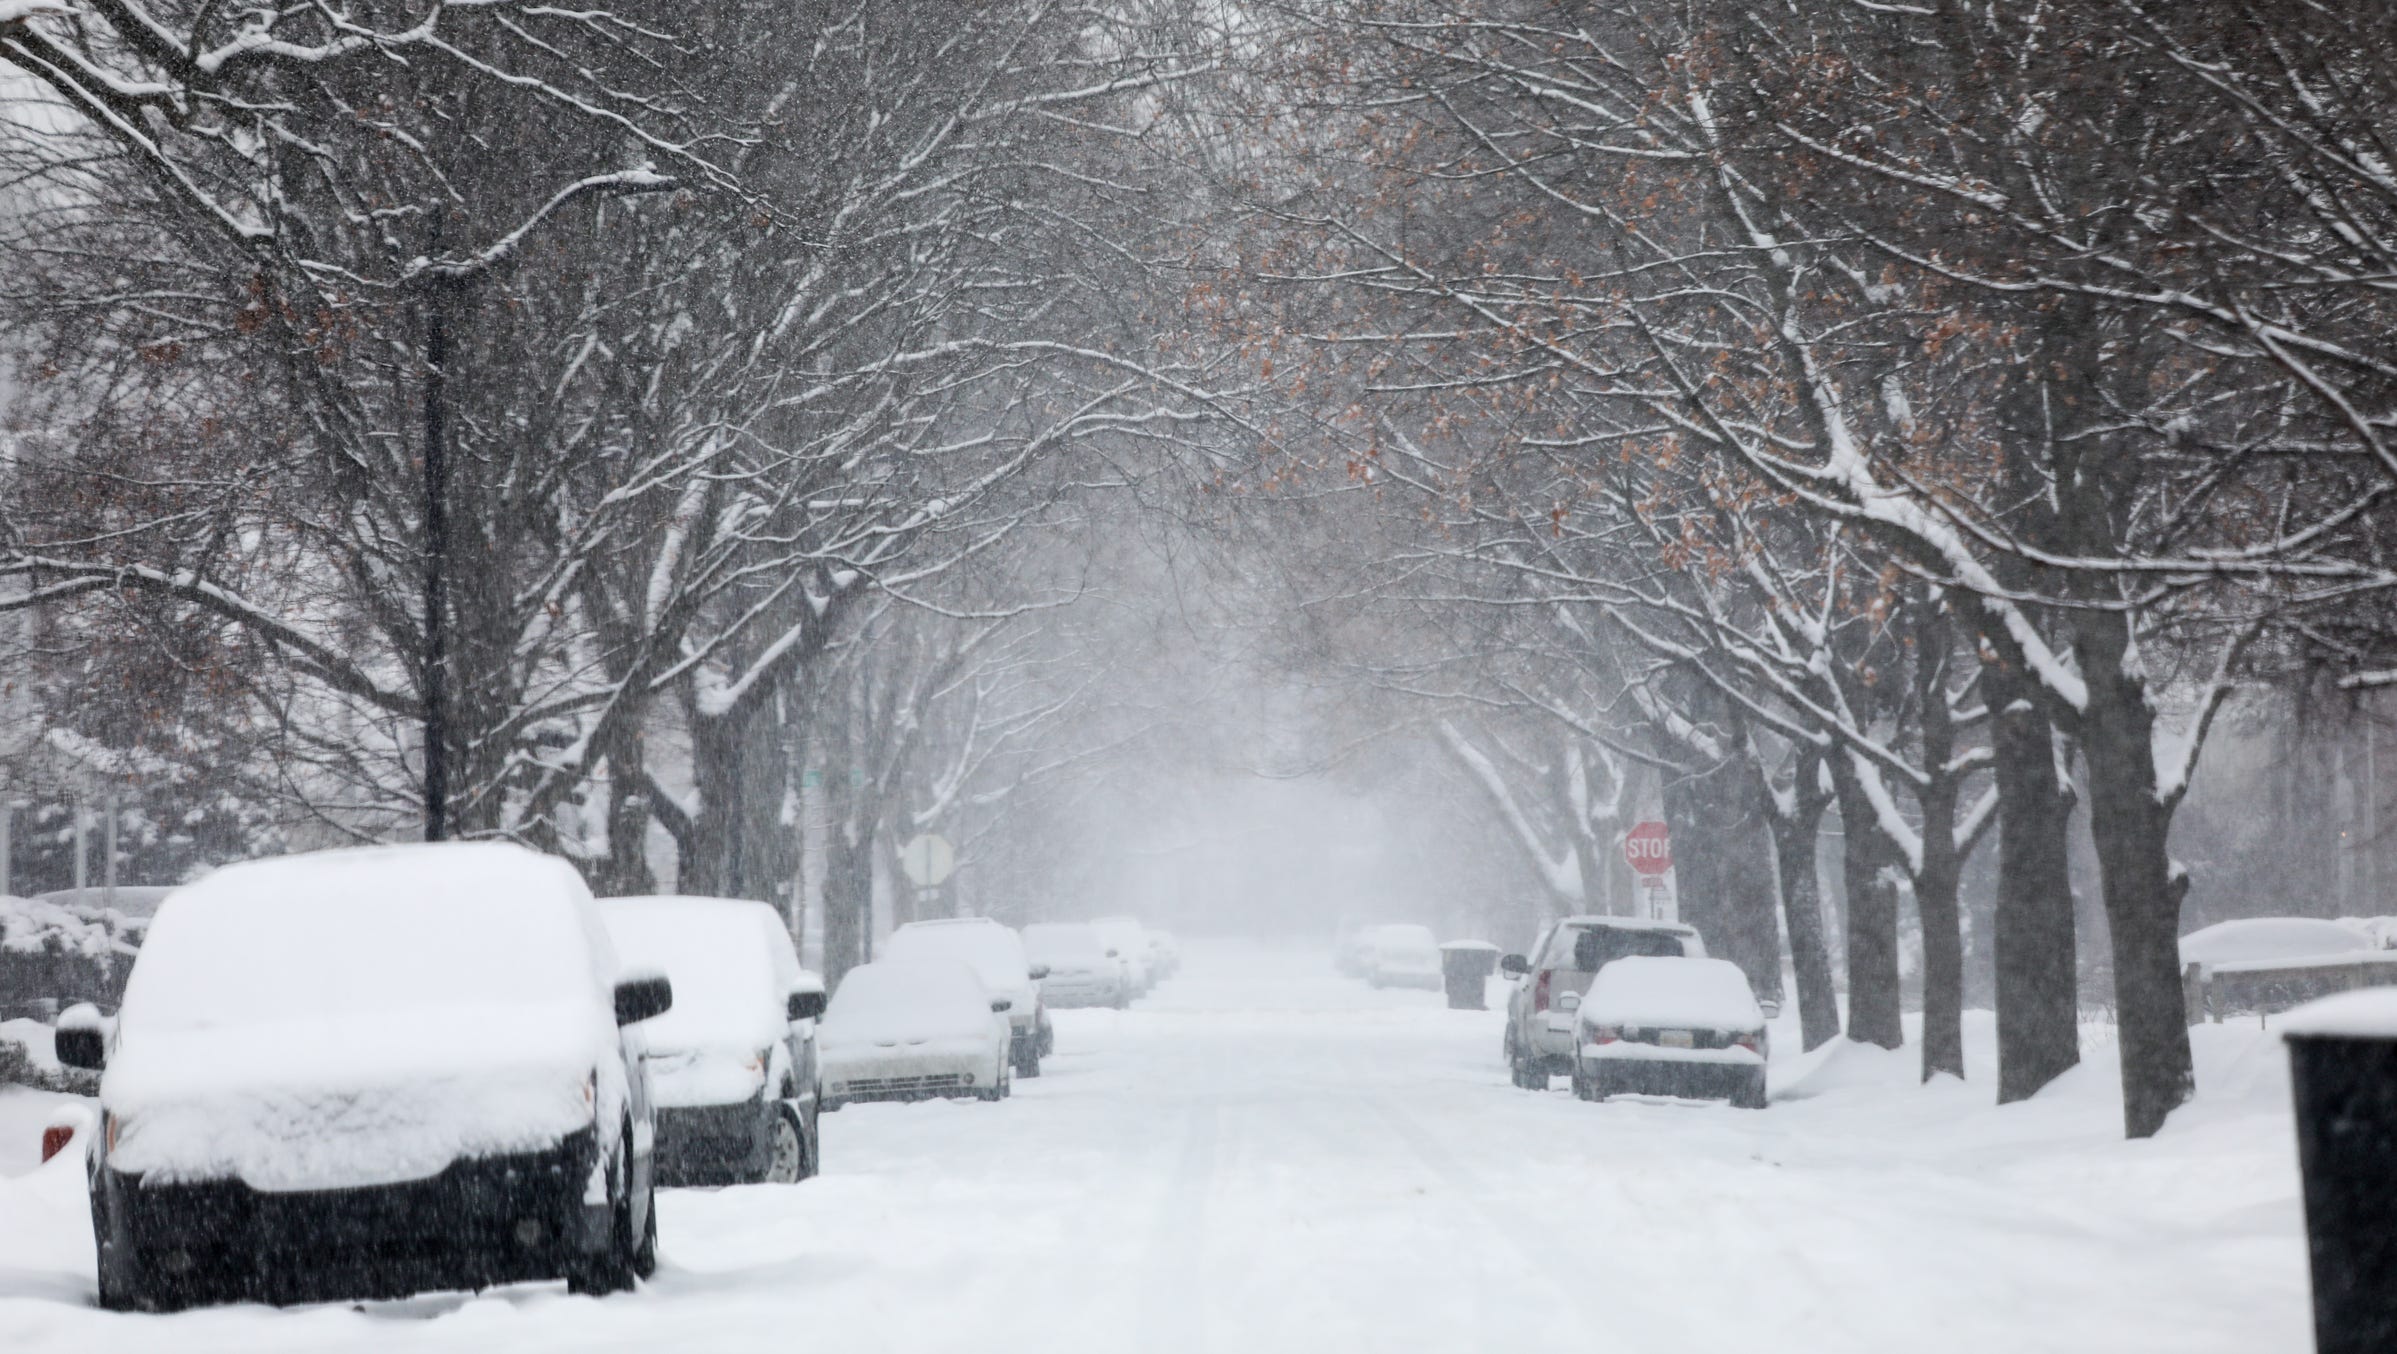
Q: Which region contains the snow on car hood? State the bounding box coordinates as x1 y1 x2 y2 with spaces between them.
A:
103 1001 614 1192
644 1045 769 1110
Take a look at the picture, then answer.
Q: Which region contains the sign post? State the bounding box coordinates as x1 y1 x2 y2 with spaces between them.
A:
897 833 957 919
1624 821 1674 921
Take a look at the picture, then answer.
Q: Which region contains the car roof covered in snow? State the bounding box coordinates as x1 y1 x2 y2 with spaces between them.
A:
2179 917 2372 970
1581 956 1763 1030
120 842 610 1038
1558 915 1698 935
885 918 1031 994
602 896 803 1053
1367 923 1438 949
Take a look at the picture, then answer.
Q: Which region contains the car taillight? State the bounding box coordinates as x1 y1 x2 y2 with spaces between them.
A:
1532 969 1553 1012
1589 1024 1621 1045
104 1111 119 1153
41 1125 74 1163
1732 1031 1761 1052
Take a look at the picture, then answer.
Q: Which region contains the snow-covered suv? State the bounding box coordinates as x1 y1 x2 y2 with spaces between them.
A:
602 896 827 1185
1500 916 1704 1089
57 843 671 1310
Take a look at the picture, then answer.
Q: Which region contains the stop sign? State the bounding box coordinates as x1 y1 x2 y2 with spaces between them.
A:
1624 821 1673 876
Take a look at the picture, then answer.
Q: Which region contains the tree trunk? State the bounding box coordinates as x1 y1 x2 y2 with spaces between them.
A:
2074 610 2194 1139
683 691 801 903
1763 754 1841 1051
1913 601 1967 1083
1666 755 1782 1001
1831 760 1905 1050
822 827 875 988
1986 659 2081 1103
590 724 657 898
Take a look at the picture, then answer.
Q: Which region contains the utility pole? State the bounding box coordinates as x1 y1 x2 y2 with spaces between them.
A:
421 234 453 843
102 789 119 908
72 799 87 894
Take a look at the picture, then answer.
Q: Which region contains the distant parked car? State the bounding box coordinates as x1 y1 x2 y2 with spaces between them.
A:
1361 924 1443 990
817 960 1013 1109
1334 924 1375 979
1144 929 1182 981
602 896 826 1186
1024 922 1129 1009
60 843 670 1310
1501 916 1705 1089
1569 956 1768 1109
885 917 1048 1078
1090 916 1155 996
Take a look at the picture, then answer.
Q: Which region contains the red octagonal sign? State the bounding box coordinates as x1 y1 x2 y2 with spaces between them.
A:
1624 821 1673 876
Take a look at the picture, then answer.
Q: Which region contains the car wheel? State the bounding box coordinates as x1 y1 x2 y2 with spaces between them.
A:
1508 1040 1543 1091
763 1109 806 1184
1015 1041 1043 1079
1571 1064 1594 1101
92 1219 152 1313
568 1138 637 1297
1732 1069 1769 1111
630 1182 660 1280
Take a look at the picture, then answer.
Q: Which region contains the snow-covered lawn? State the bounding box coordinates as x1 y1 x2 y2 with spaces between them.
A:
0 942 2310 1352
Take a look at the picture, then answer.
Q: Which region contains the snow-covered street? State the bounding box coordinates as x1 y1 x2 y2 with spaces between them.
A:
0 943 2313 1353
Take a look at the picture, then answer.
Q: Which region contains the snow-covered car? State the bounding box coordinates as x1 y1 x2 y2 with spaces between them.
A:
602 896 826 1186
1500 916 1705 1088
1024 922 1129 1009
817 960 1013 1109
1090 915 1154 996
885 917 1048 1077
1361 924 1443 990
56 843 670 1310
1570 956 1768 1109
1145 929 1183 981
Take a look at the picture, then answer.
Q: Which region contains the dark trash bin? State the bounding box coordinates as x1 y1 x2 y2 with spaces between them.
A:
1439 941 1501 1010
2284 993 2397 1354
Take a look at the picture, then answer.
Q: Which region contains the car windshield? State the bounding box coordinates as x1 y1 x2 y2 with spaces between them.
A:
823 961 991 1039
1022 923 1108 966
1568 925 1687 972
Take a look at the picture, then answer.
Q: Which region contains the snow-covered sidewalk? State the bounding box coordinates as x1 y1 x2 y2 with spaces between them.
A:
0 942 2311 1352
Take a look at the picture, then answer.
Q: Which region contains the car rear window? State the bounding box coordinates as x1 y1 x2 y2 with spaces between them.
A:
1563 925 1690 971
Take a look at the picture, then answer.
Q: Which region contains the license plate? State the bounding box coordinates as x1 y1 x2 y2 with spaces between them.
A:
1658 1030 1695 1049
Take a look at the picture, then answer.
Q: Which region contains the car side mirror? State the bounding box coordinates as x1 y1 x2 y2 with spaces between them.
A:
615 972 674 1026
55 1003 107 1071
1759 999 1782 1020
1498 954 1530 978
1029 964 1051 981
991 998 1013 1014
1556 992 1582 1013
787 990 828 1022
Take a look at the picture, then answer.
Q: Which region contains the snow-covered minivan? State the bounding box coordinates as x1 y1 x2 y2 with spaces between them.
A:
56 843 671 1309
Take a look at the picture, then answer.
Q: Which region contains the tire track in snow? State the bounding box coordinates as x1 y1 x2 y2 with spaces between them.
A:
1359 1094 1612 1324
1136 1099 1217 1354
